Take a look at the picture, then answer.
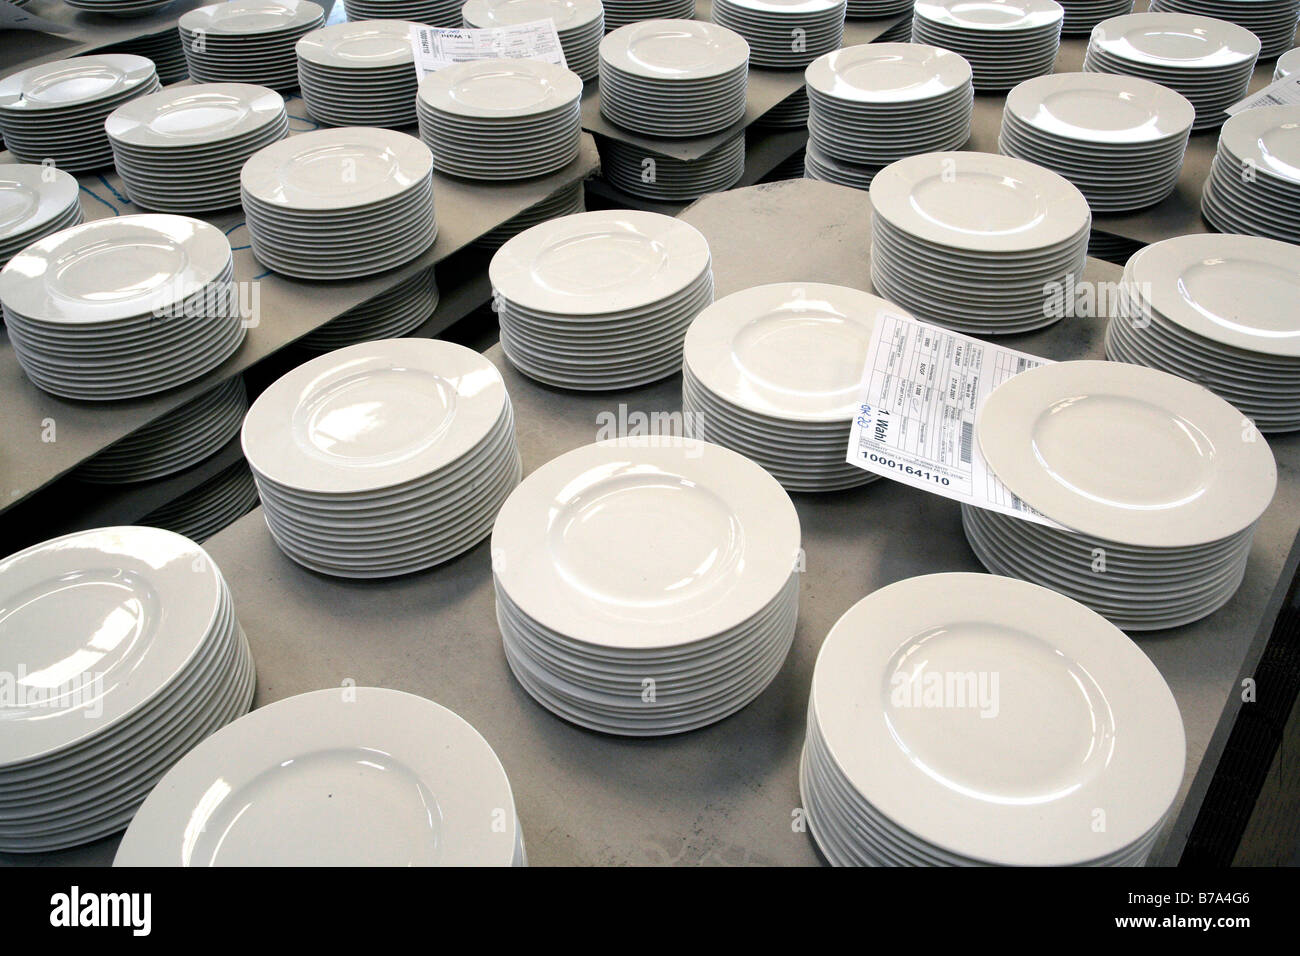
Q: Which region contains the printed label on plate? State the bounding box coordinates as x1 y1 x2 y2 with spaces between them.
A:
846 312 1064 528
1226 75 1300 115
409 22 567 79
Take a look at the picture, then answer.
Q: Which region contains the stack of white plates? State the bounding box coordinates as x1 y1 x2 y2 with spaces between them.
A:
107 84 289 214
804 140 877 186
0 527 254 854
115 688 524 866
474 180 586 249
998 72 1194 213
75 377 249 484
242 339 522 578
805 44 973 190
298 267 439 352
599 20 749 137
1058 0 1132 34
463 0 605 80
869 151 1091 334
0 164 82 270
181 0 326 91
848 0 913 20
912 0 1063 92
876 14 916 40
1201 105 1300 243
599 131 746 199
1276 45 1300 77
417 58 583 180
966 360 1277 630
1106 234 1300 433
297 20 422 128
241 127 436 280
345 0 464 26
682 283 901 493
491 210 714 389
758 88 809 128
63 0 174 15
0 55 160 172
493 437 801 736
1150 0 1300 58
603 0 695 30
1084 12 1259 131
802 572 1185 866
712 0 848 68
104 30 191 85
0 216 245 400
140 460 261 543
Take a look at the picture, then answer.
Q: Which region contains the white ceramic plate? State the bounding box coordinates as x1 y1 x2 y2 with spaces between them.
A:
806 42 971 103
295 20 419 69
418 58 582 119
1005 71 1194 142
0 55 156 113
601 19 750 79
106 84 285 149
1089 11 1260 68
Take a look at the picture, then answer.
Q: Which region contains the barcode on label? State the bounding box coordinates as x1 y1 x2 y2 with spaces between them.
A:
1259 93 1287 106
959 419 974 464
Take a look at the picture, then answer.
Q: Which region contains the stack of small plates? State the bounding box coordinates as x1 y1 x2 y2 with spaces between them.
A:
298 267 439 352
599 20 749 137
114 688 523 866
75 377 249 484
998 72 1194 213
0 55 160 172
345 0 464 26
417 58 583 180
297 20 422 128
966 360 1277 630
758 88 809 128
1106 234 1300 433
802 572 1185 866
242 339 522 578
493 437 801 736
0 164 82 270
63 0 174 15
491 210 714 389
599 132 746 200
474 180 586 249
107 84 289 214
869 151 1091 334
0 216 245 400
848 0 913 20
463 0 605 80
912 0 1063 92
1201 105 1300 243
181 0 326 91
241 127 436 280
804 141 876 186
712 0 848 68
1276 46 1300 77
140 460 261 543
604 0 695 30
1150 0 1300 58
1058 0 1133 35
1084 12 1259 131
0 527 254 854
104 30 191 85
805 44 974 189
682 283 903 493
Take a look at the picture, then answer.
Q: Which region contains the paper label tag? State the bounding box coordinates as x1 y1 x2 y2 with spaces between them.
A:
846 311 1064 528
1226 74 1300 115
409 22 567 79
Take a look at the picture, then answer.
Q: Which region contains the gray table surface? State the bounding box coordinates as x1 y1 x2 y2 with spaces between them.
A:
8 179 1297 867
0 0 211 73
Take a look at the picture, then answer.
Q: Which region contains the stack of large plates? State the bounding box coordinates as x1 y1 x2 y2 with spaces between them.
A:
712 0 848 68
804 141 876 186
682 283 901 493
417 58 583 180
912 0 1063 91
297 20 421 128
104 30 191 85
140 460 261 543
181 0 326 91
1084 12 1259 131
463 0 605 80
1106 234 1300 433
107 84 289 214
345 0 464 26
241 127 436 280
805 44 974 190
1150 0 1300 58
599 20 749 137
599 132 746 200
0 216 245 400
473 180 586 249
847 0 913 20
1201 105 1300 243
115 688 524 866
491 210 714 389
493 437 801 736
604 0 695 30
0 164 82 270
63 0 174 15
869 151 1091 334
802 572 1185 866
1276 46 1300 77
0 527 254 853
999 72 1194 213
1058 0 1132 34
242 339 522 578
0 55 159 172
298 267 439 352
75 377 249 484
966 360 1277 630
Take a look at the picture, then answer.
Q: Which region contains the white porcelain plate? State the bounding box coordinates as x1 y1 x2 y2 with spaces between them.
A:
179 0 325 36
1090 12 1260 69
601 20 749 80
1006 71 1195 143
806 43 971 103
418 58 582 119
0 164 79 241
106 84 286 149
294 20 419 70
0 54 156 113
